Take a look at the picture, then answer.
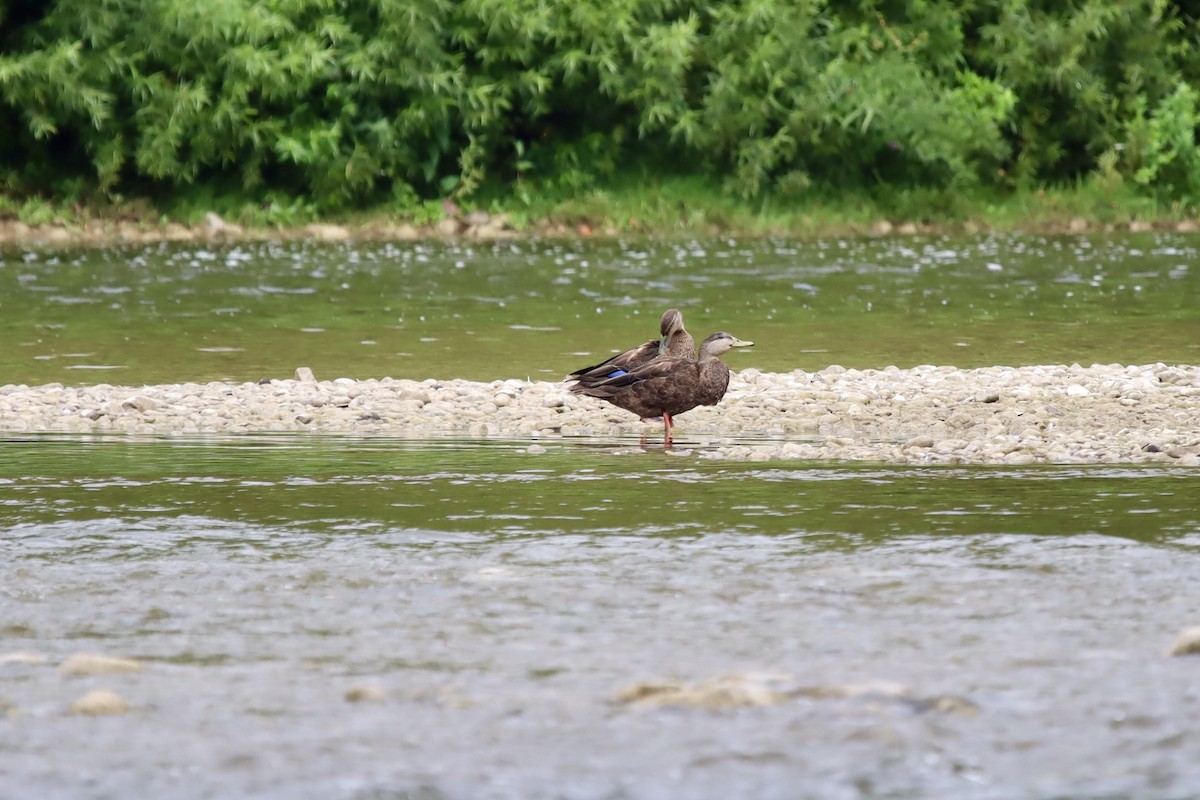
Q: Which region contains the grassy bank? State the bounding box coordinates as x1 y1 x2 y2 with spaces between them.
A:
2 174 1198 247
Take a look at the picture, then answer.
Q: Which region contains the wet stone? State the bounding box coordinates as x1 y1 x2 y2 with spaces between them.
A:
615 672 795 710
69 689 131 716
59 652 143 677
906 693 982 716
0 651 47 666
345 686 388 703
1166 626 1200 657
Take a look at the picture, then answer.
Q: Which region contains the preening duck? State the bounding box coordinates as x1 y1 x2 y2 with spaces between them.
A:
568 308 695 382
568 331 753 443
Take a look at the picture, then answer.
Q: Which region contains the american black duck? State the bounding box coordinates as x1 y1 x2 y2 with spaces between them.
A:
568 308 694 381
569 331 753 442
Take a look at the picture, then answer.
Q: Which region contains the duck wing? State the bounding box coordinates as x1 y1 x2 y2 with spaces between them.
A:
569 354 691 394
568 337 660 380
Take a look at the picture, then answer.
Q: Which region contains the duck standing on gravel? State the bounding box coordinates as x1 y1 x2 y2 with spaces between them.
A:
568 308 695 381
568 331 754 444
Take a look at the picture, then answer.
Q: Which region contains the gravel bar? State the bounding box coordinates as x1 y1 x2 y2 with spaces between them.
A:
2 363 1199 464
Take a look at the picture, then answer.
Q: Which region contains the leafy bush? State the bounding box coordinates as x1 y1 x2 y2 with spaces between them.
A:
0 0 1197 212
1130 82 1200 205
964 0 1190 186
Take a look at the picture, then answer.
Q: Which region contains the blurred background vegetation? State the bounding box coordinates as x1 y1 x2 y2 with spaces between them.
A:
1 0 1199 227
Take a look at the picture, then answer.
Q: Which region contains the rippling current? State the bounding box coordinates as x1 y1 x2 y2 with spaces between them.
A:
2 233 1199 384
3 435 1200 799
3 233 1199 797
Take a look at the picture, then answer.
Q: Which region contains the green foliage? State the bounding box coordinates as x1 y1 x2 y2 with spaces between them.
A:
1129 82 1200 205
0 0 1198 214
965 0 1190 187
15 197 59 226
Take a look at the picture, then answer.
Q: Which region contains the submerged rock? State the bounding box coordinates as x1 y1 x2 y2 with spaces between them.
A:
1166 626 1200 657
69 689 131 716
59 652 143 677
904 693 981 716
615 672 794 710
0 651 47 666
344 685 388 703
615 673 980 716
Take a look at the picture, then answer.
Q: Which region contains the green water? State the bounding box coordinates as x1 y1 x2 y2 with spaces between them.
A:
3 434 1197 541
3 435 1200 798
2 233 1198 386
3 234 1200 799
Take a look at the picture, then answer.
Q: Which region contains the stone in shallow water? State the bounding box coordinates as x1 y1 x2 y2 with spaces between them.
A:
1166 626 1200 657
70 689 130 716
344 685 387 703
615 674 982 716
59 652 142 677
905 693 981 716
615 672 794 710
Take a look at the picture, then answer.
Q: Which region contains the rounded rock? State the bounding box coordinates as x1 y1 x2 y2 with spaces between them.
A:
1167 627 1200 657
70 689 131 716
59 653 143 677
345 685 387 703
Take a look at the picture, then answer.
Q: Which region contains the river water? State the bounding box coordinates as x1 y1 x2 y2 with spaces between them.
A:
2 234 1200 798
2 233 1198 384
